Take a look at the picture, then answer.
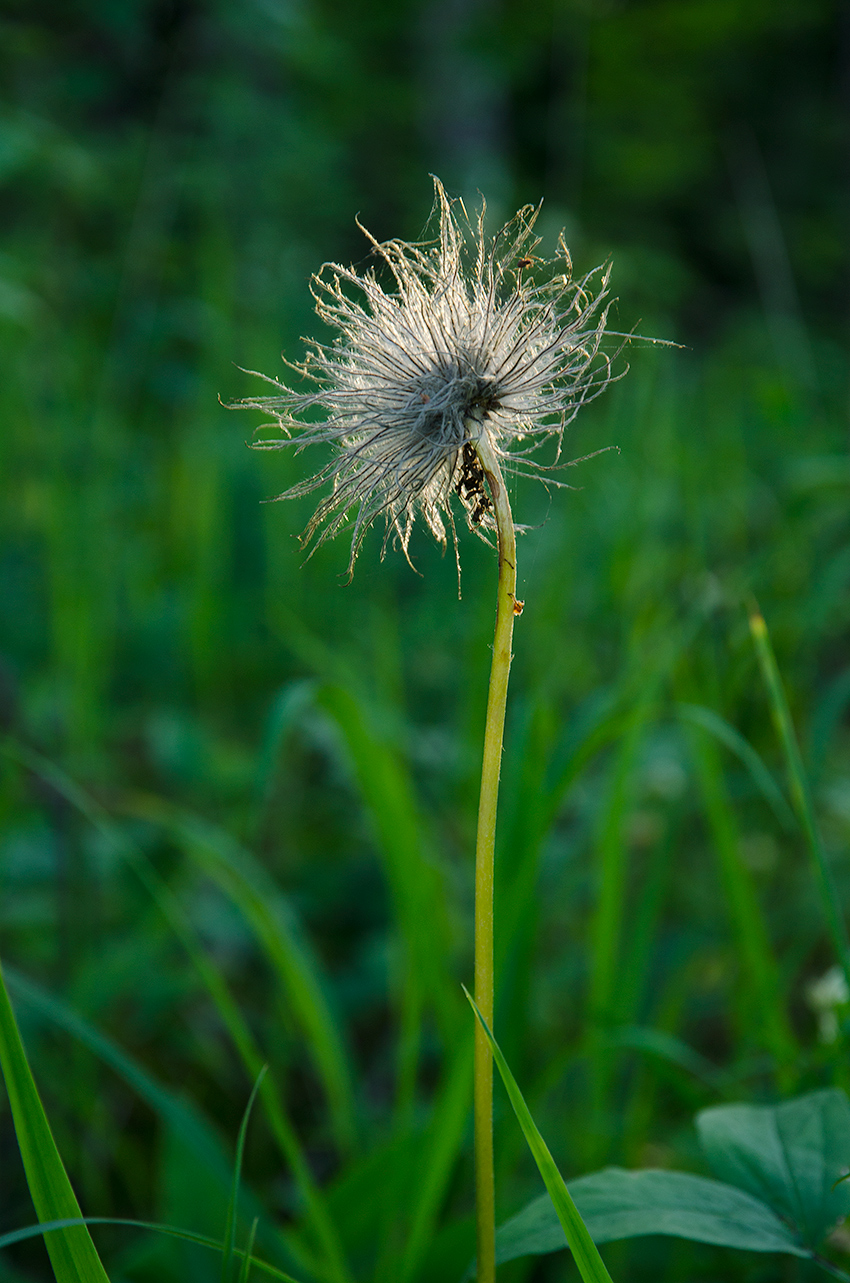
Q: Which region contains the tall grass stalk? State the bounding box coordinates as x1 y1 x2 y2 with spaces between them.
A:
687 728 797 1084
749 605 850 987
3 742 348 1283
0 958 111 1283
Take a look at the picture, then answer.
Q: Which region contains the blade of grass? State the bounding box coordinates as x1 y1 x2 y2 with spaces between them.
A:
748 605 850 986
250 680 317 837
317 682 458 1120
239 1220 260 1283
491 697 555 1080
5 965 236 1176
397 1033 474 1283
0 1218 302 1283
586 704 649 1165
132 798 356 1155
541 694 652 837
223 1068 267 1283
813 1255 850 1282
588 727 646 1009
587 623 698 1039
5 965 289 1264
463 988 614 1283
677 702 795 830
256 636 444 1139
493 692 640 1124
2 740 351 1283
686 727 797 1086
809 666 850 782
0 959 111 1283
584 616 699 1165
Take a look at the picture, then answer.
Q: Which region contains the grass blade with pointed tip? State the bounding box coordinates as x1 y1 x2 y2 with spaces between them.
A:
463 988 614 1283
398 1033 474 1282
239 1219 259 1283
223 1068 267 1283
0 959 111 1283
1 740 352 1283
677 701 795 830
748 605 850 986
135 801 356 1156
317 682 458 1119
685 726 797 1083
4 966 298 1271
0 1217 303 1282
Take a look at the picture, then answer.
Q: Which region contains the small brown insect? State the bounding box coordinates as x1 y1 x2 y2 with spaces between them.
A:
517 256 533 270
513 597 524 616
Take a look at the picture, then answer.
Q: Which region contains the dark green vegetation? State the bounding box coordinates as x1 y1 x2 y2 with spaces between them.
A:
2 1 850 1279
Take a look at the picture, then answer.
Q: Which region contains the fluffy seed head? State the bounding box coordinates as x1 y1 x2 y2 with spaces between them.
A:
240 177 620 576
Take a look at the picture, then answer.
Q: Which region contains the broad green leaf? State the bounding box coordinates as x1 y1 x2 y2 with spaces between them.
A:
495 1169 809 1267
0 960 111 1283
464 989 613 1283
697 1088 850 1248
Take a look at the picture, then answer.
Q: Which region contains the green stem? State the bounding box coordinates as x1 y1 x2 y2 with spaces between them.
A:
472 430 518 1283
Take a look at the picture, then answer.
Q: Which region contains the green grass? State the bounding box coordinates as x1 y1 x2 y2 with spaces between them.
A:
0 958 110 1283
4 126 850 1279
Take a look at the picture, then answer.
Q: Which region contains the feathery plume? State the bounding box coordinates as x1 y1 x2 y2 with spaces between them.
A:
239 177 618 575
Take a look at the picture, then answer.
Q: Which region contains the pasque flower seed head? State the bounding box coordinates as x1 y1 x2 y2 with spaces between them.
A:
240 177 618 575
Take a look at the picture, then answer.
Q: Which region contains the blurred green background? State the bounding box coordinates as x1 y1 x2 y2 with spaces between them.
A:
2 1 850 1280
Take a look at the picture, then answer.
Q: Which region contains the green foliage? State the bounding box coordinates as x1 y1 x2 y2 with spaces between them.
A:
697 1089 850 1251
467 990 613 1283
0 1219 302 1283
5 337 850 1278
221 1071 266 1283
497 1170 810 1265
0 962 110 1282
496 1089 850 1277
2 4 850 1282
749 608 850 985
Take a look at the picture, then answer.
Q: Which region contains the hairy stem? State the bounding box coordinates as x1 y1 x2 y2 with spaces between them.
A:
472 429 518 1283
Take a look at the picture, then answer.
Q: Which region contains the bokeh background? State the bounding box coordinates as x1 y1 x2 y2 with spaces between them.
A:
2 1 850 1280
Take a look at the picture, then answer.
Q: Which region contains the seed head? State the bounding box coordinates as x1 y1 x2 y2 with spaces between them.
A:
240 177 619 576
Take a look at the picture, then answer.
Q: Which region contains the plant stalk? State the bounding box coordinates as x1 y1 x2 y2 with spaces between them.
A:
472 429 519 1283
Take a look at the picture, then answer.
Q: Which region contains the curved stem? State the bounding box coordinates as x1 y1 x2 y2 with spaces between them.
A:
472 430 518 1283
